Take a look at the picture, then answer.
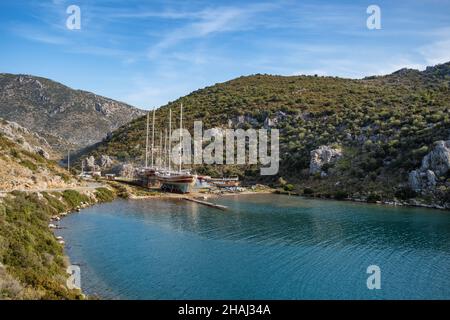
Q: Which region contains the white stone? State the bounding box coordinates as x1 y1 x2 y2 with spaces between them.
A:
309 145 342 175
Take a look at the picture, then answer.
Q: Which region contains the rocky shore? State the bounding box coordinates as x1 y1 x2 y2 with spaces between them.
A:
0 186 117 299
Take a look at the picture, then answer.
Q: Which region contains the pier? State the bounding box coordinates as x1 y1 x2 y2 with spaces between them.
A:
183 197 228 210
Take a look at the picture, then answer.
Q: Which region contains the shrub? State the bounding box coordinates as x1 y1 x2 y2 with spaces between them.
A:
42 192 68 213
334 190 348 200
95 188 116 202
61 190 89 208
394 187 417 200
20 159 38 172
283 184 295 191
321 163 334 173
438 188 450 204
303 187 314 195
367 193 382 203
117 151 130 161
10 149 20 159
0 192 82 299
58 173 71 183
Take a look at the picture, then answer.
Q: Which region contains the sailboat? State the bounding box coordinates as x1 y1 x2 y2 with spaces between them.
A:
156 104 197 193
141 109 159 187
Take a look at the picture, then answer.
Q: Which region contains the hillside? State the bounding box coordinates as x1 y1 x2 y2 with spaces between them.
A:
81 62 450 207
0 118 80 192
0 120 120 298
0 127 78 298
0 118 55 159
0 74 145 154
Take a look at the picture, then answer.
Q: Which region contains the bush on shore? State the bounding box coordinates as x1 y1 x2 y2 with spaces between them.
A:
0 192 82 299
94 188 116 202
1 187 118 299
334 190 349 200
367 193 383 203
61 190 89 208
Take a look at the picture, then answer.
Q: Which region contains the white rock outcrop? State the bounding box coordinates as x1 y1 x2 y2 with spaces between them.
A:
82 156 98 171
420 140 450 176
0 119 52 159
110 163 136 178
309 145 343 175
82 154 115 172
99 155 113 168
408 140 450 192
408 169 437 192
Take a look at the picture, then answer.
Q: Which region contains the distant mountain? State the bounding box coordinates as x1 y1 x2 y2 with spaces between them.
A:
0 74 145 155
81 62 450 208
365 61 450 87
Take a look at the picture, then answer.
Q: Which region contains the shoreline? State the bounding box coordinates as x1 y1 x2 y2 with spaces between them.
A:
0 187 115 299
58 186 450 299
273 190 449 211
53 185 447 298
126 187 449 211
105 178 449 212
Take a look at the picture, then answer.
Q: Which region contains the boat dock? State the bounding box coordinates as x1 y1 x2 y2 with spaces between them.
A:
183 197 228 210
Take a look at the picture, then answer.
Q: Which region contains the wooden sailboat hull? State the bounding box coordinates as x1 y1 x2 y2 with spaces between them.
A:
157 174 197 193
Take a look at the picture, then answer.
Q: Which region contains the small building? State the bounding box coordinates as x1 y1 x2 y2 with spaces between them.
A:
196 175 212 188
80 170 101 178
209 176 240 188
79 172 92 179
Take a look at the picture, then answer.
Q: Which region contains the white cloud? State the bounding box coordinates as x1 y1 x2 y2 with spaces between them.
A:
123 75 195 109
106 10 201 20
147 4 275 59
13 25 68 45
418 39 450 66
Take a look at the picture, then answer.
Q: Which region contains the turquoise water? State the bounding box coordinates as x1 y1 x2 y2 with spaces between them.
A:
58 194 450 299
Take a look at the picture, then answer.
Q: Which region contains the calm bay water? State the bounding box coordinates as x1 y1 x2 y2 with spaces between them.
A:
58 194 450 299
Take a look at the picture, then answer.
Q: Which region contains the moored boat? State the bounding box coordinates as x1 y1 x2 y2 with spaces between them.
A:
157 171 197 193
154 103 197 193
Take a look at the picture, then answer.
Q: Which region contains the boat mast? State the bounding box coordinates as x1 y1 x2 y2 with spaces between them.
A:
145 112 149 168
169 108 172 172
159 130 162 168
151 109 155 168
161 129 167 170
179 103 183 173
164 129 167 171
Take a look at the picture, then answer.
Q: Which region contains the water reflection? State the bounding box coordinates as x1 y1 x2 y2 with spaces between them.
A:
59 194 450 299
119 195 450 253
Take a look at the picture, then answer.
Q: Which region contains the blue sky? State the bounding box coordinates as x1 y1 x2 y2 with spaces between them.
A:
1 0 449 110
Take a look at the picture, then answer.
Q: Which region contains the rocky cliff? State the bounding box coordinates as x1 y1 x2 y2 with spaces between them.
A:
0 117 54 159
409 140 450 207
0 125 79 192
309 145 343 176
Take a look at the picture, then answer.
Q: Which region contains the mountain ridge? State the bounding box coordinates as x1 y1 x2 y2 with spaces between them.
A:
78 61 450 207
0 73 145 155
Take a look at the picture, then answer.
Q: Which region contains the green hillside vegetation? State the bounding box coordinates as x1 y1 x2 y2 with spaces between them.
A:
81 62 450 204
0 132 118 299
1 191 80 299
0 188 117 299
